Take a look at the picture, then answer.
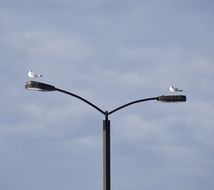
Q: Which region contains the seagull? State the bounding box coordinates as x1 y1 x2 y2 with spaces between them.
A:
28 70 43 79
169 86 183 92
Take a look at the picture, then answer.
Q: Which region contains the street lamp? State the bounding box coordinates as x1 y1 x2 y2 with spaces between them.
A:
25 80 186 190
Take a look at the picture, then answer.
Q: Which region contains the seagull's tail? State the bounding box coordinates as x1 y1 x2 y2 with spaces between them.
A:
39 74 43 77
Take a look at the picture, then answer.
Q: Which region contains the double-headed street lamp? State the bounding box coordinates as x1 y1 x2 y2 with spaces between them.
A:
25 81 186 190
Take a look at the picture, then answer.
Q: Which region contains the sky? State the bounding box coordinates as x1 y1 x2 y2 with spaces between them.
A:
1 0 214 190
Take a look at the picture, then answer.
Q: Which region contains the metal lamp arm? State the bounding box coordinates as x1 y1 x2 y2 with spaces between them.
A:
55 88 105 115
108 97 159 115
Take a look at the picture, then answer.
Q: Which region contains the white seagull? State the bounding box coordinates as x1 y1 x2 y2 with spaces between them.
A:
169 86 183 92
28 70 43 79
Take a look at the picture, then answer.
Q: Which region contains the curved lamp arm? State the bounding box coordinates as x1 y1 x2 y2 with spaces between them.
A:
25 81 105 115
55 88 105 115
109 95 186 115
109 97 158 115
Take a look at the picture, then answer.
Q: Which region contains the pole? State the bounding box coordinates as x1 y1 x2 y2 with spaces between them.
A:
103 111 111 190
25 82 186 190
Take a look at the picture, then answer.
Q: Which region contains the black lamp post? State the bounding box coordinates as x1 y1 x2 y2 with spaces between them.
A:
25 81 186 190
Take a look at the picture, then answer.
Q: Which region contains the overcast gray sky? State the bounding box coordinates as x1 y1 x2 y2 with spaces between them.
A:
1 0 214 190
